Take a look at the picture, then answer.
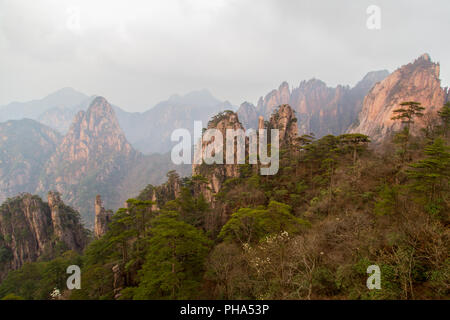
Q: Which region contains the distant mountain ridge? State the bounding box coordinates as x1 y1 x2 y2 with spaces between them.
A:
0 119 61 204
0 98 190 227
1 53 448 226
115 89 234 154
0 87 89 123
237 70 390 137
0 88 234 155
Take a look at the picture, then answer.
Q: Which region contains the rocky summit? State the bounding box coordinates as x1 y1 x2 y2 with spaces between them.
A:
36 96 140 226
237 70 389 137
350 54 449 143
0 193 87 281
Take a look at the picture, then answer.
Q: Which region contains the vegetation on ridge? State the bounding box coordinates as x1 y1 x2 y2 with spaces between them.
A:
0 102 448 300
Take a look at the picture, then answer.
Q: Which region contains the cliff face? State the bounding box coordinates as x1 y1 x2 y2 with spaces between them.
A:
268 104 299 147
192 105 299 200
0 193 87 280
238 71 389 138
189 105 298 231
350 54 447 142
192 111 244 202
136 171 182 211
47 191 87 251
257 82 291 117
94 195 113 238
43 96 136 172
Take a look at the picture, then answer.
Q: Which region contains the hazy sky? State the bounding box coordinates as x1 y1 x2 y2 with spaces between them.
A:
1 0 449 112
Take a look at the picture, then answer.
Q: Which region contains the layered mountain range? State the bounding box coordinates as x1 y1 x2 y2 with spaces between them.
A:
237 70 390 137
0 98 190 227
0 88 233 154
0 54 449 297
0 53 449 228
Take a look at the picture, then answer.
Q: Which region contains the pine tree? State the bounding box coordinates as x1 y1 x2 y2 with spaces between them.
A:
338 133 370 166
438 102 450 137
134 212 211 299
406 138 450 215
391 101 425 164
391 101 425 128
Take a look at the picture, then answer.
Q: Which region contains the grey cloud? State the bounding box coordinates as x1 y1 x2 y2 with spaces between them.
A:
0 0 449 111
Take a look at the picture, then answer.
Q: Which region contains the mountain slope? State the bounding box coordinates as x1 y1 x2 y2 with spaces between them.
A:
0 119 61 203
350 54 448 143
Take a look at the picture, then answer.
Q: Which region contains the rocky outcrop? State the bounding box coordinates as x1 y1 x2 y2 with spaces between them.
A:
189 106 299 230
192 111 244 202
257 82 291 117
350 54 447 143
136 171 183 210
268 104 298 146
242 71 389 137
48 191 87 251
112 264 125 299
94 195 113 238
258 116 264 130
0 193 87 280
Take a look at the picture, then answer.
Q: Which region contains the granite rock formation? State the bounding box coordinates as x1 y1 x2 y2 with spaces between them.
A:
94 195 113 238
0 193 87 280
237 71 389 138
350 54 447 143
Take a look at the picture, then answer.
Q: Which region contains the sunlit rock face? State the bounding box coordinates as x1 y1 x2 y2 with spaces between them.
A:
350 54 447 143
237 71 389 138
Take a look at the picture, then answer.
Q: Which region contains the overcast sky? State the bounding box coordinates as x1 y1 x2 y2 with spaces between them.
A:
1 0 449 112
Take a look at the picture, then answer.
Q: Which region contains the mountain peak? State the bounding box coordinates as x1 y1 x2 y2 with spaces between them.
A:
90 95 109 106
257 81 290 116
350 54 446 142
43 96 135 174
418 53 431 62
88 96 114 115
279 81 289 90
